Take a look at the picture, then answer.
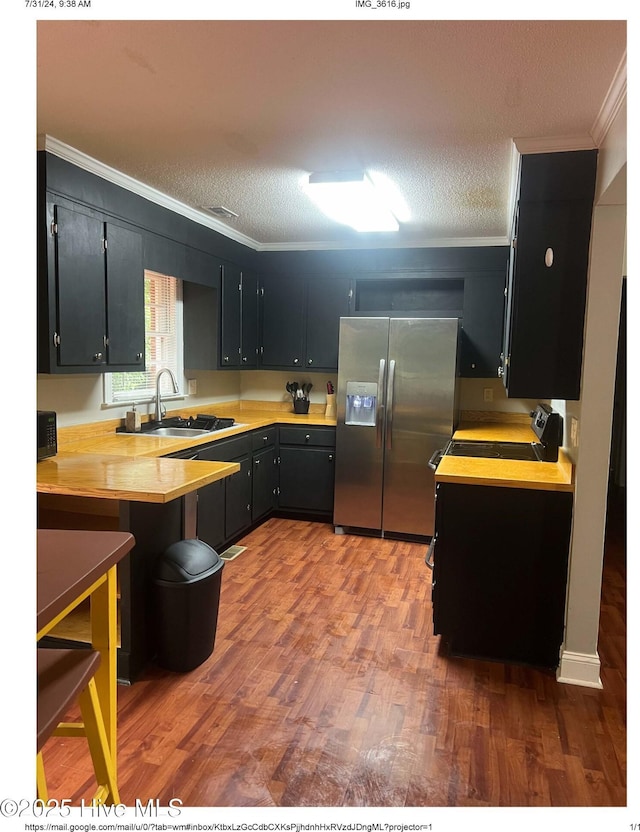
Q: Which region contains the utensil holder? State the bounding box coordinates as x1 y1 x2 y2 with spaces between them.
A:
325 394 336 420
293 399 310 414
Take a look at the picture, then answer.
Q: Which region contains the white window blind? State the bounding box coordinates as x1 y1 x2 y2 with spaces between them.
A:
104 271 184 405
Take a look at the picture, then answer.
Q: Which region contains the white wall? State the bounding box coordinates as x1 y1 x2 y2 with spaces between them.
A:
557 100 626 687
36 370 242 427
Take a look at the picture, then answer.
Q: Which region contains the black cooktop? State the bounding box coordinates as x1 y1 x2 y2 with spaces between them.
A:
446 440 542 462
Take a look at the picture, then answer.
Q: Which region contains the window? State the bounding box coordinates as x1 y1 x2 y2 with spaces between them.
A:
103 271 184 406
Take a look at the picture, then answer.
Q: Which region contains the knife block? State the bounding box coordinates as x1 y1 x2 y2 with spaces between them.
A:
325 394 336 420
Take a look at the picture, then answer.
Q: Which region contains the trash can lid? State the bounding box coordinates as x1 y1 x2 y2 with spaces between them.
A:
156 539 222 582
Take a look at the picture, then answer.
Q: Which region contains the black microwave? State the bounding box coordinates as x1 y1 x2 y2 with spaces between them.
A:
37 410 57 461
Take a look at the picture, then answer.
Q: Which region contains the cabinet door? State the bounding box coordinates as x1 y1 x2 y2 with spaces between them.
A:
433 482 573 668
504 200 593 400
54 205 106 367
460 272 506 377
279 446 335 513
105 223 145 368
260 276 306 368
305 277 351 370
184 282 219 370
196 478 226 552
225 455 252 539
220 264 242 367
252 446 277 521
241 270 259 368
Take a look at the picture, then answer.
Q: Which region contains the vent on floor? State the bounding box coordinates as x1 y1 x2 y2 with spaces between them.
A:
220 545 247 561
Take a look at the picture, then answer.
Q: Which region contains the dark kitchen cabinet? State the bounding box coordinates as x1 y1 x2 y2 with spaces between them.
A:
260 275 306 369
38 201 145 373
499 150 598 400
260 276 351 371
220 265 259 368
431 481 573 668
460 271 507 377
183 281 219 371
197 435 252 543
251 427 278 522
278 426 336 515
305 277 352 370
196 478 226 552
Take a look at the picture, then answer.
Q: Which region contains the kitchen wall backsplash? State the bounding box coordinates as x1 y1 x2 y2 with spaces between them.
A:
38 369 542 429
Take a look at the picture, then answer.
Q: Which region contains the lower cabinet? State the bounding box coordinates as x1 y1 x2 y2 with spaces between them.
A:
190 424 335 551
278 426 336 515
196 435 252 549
432 481 573 668
252 427 279 522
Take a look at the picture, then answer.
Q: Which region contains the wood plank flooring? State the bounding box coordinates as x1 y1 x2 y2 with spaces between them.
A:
41 510 626 807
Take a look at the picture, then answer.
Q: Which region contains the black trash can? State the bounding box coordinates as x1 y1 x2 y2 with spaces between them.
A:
155 539 224 672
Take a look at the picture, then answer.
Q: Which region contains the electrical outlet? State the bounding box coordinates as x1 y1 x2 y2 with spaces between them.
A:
187 379 197 395
483 387 493 403
570 417 579 448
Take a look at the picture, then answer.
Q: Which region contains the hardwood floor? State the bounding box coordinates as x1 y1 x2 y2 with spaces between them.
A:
41 512 626 808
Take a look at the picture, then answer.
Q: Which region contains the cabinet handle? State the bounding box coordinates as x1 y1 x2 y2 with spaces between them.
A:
293 358 299 365
497 366 504 378
263 436 268 443
242 356 247 363
545 247 554 268
308 358 313 365
93 352 103 361
305 434 310 442
136 352 143 360
328 454 334 462
255 458 260 465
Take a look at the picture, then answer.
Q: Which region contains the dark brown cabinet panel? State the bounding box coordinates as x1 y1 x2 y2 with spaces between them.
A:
432 481 573 668
39 202 145 373
500 150 597 399
260 275 351 372
53 205 107 368
278 426 336 515
220 265 258 368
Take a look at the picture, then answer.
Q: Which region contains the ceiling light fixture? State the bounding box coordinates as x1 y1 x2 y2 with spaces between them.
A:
305 170 405 233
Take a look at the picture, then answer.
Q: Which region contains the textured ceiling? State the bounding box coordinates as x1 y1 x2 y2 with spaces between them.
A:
36 19 626 250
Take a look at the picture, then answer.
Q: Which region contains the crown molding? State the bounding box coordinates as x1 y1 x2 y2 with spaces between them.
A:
513 135 596 154
41 136 508 253
41 136 262 251
590 50 627 147
258 236 509 251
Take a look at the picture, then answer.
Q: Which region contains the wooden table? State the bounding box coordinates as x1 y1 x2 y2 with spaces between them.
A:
37 529 136 781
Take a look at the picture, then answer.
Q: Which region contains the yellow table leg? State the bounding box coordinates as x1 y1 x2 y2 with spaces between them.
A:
89 565 118 781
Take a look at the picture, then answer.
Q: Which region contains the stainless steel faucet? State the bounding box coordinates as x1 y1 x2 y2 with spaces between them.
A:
154 368 179 421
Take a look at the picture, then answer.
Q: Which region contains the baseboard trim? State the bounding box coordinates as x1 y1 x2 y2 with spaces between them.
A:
556 649 603 688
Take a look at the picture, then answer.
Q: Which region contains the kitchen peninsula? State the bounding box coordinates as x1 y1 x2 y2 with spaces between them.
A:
37 401 337 682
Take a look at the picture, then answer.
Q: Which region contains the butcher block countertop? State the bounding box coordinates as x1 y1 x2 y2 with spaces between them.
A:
37 401 334 502
36 453 240 503
434 417 574 493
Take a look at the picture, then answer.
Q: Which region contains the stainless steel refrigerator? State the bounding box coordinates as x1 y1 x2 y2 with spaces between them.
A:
333 317 459 538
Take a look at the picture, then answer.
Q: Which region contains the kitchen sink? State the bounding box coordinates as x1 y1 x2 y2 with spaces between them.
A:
144 427 212 438
117 413 247 438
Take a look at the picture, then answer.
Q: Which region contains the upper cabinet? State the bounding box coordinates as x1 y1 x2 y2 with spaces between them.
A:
260 275 352 371
38 201 145 373
499 150 598 400
220 265 259 368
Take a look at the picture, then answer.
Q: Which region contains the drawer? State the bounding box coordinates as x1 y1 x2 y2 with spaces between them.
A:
251 426 277 450
279 425 335 447
198 433 251 461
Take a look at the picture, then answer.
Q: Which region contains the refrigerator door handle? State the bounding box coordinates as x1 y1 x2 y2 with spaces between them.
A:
385 359 396 449
376 358 386 449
